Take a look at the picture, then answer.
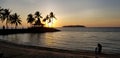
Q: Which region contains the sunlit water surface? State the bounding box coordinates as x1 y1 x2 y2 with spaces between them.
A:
0 27 120 54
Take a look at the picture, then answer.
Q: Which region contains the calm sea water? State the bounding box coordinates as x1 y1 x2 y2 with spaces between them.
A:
0 27 120 54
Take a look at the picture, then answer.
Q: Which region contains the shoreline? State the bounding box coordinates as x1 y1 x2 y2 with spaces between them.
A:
0 39 120 58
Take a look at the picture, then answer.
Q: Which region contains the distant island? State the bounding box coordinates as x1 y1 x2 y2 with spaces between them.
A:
63 25 86 27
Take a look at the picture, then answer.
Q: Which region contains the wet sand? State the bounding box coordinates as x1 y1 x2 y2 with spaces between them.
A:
0 40 120 58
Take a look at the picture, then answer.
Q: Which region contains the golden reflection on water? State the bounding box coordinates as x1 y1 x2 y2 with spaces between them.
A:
43 33 57 47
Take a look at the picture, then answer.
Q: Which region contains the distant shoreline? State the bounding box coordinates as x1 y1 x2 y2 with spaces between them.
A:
63 25 86 27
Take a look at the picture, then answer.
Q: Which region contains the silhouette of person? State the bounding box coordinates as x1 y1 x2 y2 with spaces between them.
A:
97 43 102 54
95 43 102 58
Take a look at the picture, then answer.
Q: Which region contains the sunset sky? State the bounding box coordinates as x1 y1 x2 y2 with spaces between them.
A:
0 0 120 27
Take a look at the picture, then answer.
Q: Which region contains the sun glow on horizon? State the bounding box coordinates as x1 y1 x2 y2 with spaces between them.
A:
48 18 56 27
45 18 57 27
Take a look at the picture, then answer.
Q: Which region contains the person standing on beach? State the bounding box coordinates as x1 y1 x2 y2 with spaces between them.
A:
98 43 102 54
95 43 102 54
95 43 102 58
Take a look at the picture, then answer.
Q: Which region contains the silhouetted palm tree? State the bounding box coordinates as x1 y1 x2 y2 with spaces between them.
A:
49 12 56 23
42 12 57 27
0 8 11 28
48 12 57 27
27 14 35 26
43 15 50 27
34 11 43 27
0 7 2 15
49 12 56 18
10 13 21 28
0 7 3 19
43 15 49 22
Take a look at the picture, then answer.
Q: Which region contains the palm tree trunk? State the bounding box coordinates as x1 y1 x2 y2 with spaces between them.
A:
6 22 8 29
15 26 17 29
15 23 17 29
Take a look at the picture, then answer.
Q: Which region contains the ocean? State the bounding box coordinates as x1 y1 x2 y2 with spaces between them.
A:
0 27 120 54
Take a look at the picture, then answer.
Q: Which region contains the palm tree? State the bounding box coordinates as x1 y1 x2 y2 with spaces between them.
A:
0 8 11 28
27 14 35 26
10 13 22 28
43 15 50 23
0 7 2 16
48 12 56 27
49 12 55 17
42 12 57 27
0 8 6 22
43 15 49 22
34 11 43 27
0 7 3 19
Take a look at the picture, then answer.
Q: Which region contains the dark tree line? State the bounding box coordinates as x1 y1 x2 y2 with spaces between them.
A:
0 7 21 29
27 11 56 27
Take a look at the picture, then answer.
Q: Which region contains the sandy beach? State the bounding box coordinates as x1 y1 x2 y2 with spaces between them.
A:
0 40 119 58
